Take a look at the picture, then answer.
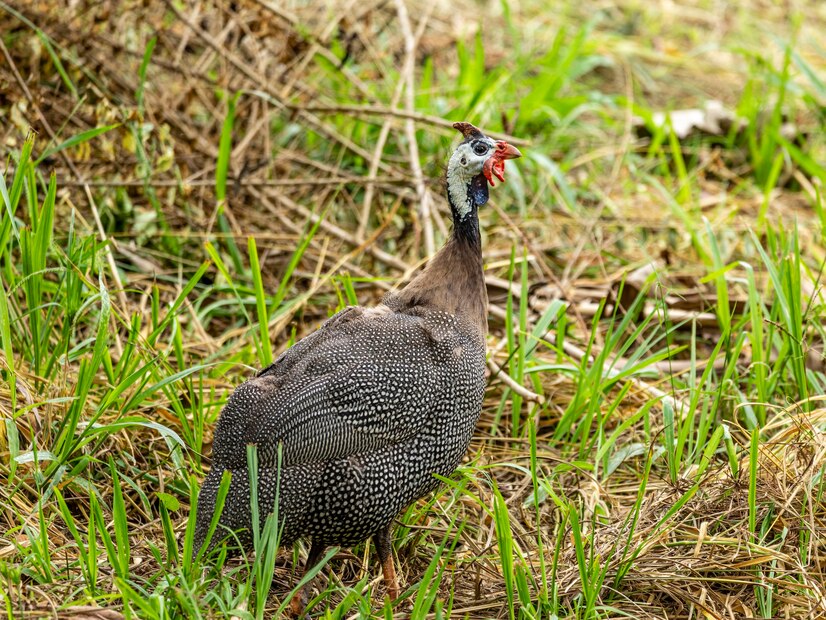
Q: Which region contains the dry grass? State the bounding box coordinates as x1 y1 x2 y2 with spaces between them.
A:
2 0 826 618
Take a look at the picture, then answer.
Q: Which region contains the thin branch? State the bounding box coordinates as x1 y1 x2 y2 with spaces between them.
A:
358 66 407 241
394 0 434 257
487 358 545 404
60 176 407 188
297 103 530 146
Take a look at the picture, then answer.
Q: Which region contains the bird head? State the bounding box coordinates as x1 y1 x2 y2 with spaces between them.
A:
446 122 521 222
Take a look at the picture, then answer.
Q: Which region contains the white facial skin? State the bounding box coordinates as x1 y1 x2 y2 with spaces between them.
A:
446 136 498 220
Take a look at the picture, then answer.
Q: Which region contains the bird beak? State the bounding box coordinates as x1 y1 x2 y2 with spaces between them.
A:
483 141 522 186
496 142 522 160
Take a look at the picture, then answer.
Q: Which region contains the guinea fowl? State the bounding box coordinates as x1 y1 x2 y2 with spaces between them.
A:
193 121 521 610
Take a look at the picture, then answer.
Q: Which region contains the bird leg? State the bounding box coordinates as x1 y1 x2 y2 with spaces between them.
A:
373 526 399 600
289 539 326 618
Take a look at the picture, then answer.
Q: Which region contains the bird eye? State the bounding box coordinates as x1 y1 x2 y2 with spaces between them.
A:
473 143 489 156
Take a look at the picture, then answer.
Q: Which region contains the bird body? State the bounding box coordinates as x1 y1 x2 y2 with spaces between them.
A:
198 301 485 550
193 122 521 608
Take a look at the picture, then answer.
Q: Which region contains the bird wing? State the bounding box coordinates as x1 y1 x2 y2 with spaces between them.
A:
211 305 461 469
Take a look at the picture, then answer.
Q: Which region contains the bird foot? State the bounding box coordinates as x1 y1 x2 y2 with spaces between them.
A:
288 588 308 619
382 553 400 601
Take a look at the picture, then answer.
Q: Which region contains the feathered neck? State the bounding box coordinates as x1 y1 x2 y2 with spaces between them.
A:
392 171 488 334
446 162 489 242
449 173 487 247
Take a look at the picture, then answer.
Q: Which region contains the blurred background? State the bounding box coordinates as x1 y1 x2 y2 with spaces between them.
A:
2 1 826 618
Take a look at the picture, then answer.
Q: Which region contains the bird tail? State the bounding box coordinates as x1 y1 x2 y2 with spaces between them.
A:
191 461 296 561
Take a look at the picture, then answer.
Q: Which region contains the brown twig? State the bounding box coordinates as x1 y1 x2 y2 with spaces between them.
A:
487 358 544 404
297 103 530 146
394 0 435 257
357 65 407 242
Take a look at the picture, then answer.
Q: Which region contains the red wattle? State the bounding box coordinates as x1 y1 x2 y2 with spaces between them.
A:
484 156 507 186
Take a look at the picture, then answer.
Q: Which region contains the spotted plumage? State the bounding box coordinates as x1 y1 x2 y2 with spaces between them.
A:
195 305 484 551
193 122 521 609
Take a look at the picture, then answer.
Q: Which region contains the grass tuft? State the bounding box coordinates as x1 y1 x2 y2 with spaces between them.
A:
2 0 826 618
